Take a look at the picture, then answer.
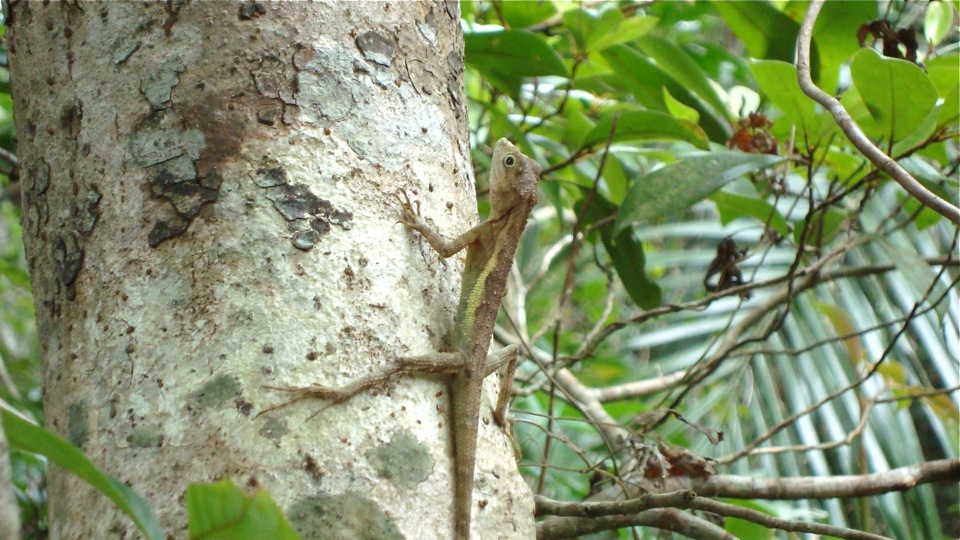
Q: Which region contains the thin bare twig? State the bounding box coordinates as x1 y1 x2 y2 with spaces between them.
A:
0 148 17 167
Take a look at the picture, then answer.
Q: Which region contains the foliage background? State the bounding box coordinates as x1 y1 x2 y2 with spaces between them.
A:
1 1 958 538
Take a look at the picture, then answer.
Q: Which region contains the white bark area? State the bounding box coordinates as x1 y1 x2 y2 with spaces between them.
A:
8 2 533 538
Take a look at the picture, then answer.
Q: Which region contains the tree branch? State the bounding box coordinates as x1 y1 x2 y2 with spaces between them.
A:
795 0 960 224
538 492 890 540
537 506 734 540
682 458 960 499
537 459 959 539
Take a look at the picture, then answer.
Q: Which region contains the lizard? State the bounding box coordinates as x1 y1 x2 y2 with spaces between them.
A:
262 138 541 539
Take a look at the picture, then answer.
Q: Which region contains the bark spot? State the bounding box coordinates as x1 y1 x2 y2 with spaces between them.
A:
191 374 242 409
67 400 89 450
143 64 183 109
60 101 83 139
293 48 358 123
112 36 142 65
73 185 102 235
132 105 237 248
417 12 438 46
252 54 295 103
258 416 288 442
238 2 266 21
366 431 433 490
148 215 189 248
444 0 459 20
287 493 402 540
23 159 51 236
127 424 164 448
253 165 353 252
257 107 278 126
55 233 84 301
355 31 396 67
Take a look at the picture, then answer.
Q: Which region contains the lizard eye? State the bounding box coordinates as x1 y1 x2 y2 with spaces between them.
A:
503 155 517 167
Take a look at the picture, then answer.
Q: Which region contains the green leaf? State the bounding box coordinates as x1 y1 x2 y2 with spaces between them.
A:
823 147 869 185
926 54 960 127
562 100 595 151
584 110 709 149
561 7 657 52
790 0 876 93
598 45 673 111
849 49 940 144
684 40 753 87
925 1 956 46
926 54 960 98
590 14 658 51
599 45 731 142
901 196 942 231
635 35 729 121
814 301 865 364
464 29 568 96
602 155 629 205
937 84 959 128
577 194 661 309
616 152 784 232
901 155 959 199
0 257 31 290
605 228 661 309
187 480 301 540
750 60 833 143
792 209 846 246
877 238 950 320
713 0 819 81
890 99 941 157
711 190 789 238
500 0 557 29
663 88 699 124
837 84 878 137
2 410 163 540
721 499 787 540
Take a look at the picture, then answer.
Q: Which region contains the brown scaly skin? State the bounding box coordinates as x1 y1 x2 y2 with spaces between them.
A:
262 139 540 539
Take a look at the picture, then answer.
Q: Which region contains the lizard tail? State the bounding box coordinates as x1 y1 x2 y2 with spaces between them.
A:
451 374 482 540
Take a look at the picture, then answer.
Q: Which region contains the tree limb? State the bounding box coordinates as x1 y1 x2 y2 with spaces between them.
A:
537 490 890 540
681 458 960 499
538 459 959 539
537 506 734 540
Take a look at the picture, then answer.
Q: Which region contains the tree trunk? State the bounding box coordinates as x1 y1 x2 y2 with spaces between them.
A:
7 2 533 538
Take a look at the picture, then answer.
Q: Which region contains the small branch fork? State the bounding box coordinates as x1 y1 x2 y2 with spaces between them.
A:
795 0 960 224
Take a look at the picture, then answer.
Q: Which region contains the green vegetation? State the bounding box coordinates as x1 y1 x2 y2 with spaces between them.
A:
1 1 957 538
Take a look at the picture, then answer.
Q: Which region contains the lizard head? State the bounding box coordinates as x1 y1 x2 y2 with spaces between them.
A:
489 138 540 215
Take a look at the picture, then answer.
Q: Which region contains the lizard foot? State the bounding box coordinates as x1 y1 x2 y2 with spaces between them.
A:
391 188 422 228
259 384 354 420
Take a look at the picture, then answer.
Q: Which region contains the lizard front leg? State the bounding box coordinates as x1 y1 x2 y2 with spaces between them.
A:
260 348 516 418
393 189 492 259
261 352 466 417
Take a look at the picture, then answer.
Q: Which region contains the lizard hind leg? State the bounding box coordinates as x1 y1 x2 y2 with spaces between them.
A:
486 345 522 460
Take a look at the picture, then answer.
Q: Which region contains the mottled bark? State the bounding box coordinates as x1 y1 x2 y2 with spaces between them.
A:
8 1 532 538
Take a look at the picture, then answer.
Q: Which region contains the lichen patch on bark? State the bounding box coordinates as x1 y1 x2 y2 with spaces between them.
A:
191 374 242 410
287 493 403 540
66 400 89 450
366 430 434 490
